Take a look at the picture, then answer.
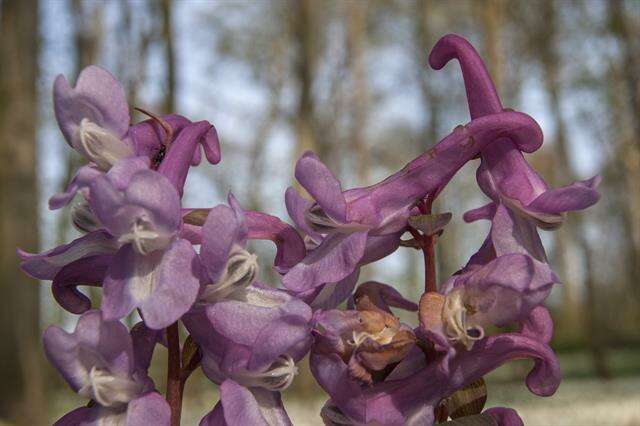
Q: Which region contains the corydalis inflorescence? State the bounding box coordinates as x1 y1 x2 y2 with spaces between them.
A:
19 33 599 426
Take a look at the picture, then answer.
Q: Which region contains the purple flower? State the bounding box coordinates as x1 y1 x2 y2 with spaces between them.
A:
51 66 221 208
419 203 558 351
90 167 200 329
283 110 544 295
44 310 170 425
179 196 313 424
184 283 312 426
54 66 133 171
311 306 559 425
429 34 600 229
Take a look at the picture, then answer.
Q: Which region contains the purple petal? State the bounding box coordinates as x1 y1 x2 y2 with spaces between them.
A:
463 202 496 223
353 281 418 313
451 332 561 396
357 111 543 216
461 253 557 326
126 392 171 426
218 380 292 426
19 230 117 280
49 165 103 210
43 310 133 392
131 321 162 375
200 403 226 426
90 169 181 238
102 239 200 329
157 121 215 196
54 66 130 143
295 151 347 223
207 286 311 349
527 175 601 215
490 203 547 262
429 34 502 121
245 210 306 273
359 232 402 265
126 114 189 159
54 406 101 426
105 156 150 191
52 254 112 314
282 231 368 292
520 306 553 344
285 186 321 242
200 203 246 283
309 269 360 311
248 313 312 370
484 407 524 426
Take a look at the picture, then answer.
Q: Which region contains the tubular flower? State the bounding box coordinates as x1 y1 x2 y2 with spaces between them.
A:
44 311 170 425
429 33 600 229
89 167 200 329
283 110 543 296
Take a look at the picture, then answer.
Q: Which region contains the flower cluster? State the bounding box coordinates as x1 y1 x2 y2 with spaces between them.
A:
21 34 599 426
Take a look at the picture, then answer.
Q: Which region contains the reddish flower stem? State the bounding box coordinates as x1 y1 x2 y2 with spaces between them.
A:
166 322 182 426
418 198 437 293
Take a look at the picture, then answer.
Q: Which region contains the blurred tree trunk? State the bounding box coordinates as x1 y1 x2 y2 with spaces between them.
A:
535 1 581 332
478 0 504 93
290 0 319 163
161 0 176 113
346 1 370 185
0 0 46 423
608 0 640 304
538 0 609 377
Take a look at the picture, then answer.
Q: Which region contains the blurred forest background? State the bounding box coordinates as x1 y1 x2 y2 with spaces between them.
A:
1 0 640 424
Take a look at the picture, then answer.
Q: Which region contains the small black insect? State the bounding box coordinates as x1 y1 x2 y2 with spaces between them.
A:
153 145 166 168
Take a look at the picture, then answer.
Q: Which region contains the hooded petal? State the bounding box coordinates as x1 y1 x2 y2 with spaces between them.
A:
285 186 321 242
102 239 200 329
54 66 130 144
90 169 181 239
217 379 292 426
295 151 347 223
282 231 368 293
200 203 247 284
43 310 133 392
